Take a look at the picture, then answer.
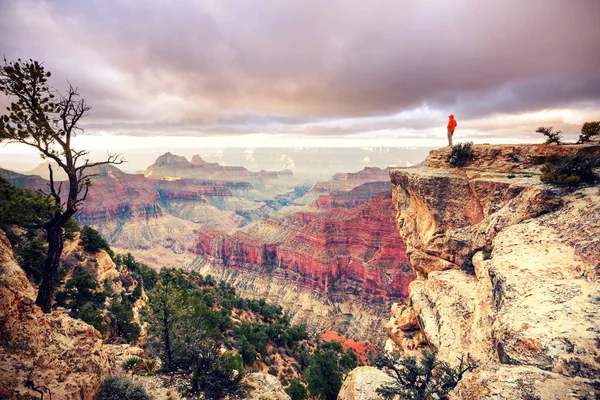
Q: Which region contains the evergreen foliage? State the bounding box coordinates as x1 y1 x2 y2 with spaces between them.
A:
15 230 47 284
286 378 308 400
446 142 473 168
115 253 158 290
0 177 58 229
541 155 600 186
190 341 244 399
578 121 600 143
80 225 114 257
109 298 141 343
79 301 108 334
60 267 103 311
305 349 343 400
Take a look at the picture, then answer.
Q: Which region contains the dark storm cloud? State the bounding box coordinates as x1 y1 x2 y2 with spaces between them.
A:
0 0 599 137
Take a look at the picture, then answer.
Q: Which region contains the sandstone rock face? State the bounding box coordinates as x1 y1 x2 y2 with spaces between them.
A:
337 366 393 400
242 373 291 400
386 144 600 398
0 229 112 400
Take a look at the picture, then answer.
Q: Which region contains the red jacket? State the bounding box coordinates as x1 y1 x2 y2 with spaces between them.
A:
447 115 457 131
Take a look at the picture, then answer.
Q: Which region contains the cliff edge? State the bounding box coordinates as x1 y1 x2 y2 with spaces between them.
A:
385 144 600 399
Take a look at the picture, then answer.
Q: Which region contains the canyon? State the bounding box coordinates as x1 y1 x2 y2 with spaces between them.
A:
0 153 414 343
2 144 600 399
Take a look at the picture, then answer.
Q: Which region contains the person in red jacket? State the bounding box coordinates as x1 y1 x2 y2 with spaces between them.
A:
447 114 457 146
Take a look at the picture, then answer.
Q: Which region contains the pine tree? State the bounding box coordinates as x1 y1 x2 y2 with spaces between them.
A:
0 59 123 312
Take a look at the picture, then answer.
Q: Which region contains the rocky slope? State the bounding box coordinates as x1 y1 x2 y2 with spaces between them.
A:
0 229 115 399
378 144 600 399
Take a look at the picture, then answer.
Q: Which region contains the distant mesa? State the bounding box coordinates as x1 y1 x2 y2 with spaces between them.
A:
143 152 290 181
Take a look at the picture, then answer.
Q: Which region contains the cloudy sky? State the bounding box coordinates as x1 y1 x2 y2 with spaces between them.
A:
1 0 599 168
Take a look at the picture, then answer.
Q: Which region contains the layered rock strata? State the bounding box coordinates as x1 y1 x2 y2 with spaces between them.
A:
384 144 600 399
195 184 413 303
193 184 414 342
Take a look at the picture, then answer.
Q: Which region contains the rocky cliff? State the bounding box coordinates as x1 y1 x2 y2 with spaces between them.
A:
382 144 600 399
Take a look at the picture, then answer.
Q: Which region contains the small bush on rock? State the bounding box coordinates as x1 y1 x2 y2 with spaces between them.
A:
540 155 600 186
447 142 474 168
537 126 562 145
98 376 150 400
375 350 476 400
80 225 114 257
578 121 600 143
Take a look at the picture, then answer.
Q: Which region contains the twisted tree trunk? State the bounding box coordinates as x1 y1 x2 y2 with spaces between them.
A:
35 223 64 313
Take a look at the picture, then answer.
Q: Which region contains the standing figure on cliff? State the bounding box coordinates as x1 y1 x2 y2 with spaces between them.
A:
447 114 457 146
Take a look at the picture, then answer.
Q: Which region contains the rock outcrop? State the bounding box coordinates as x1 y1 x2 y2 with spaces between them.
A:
242 373 291 400
337 366 393 400
383 144 600 399
0 229 112 399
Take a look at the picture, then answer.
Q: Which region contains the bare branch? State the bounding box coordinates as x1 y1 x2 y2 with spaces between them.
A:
75 153 125 172
47 164 61 207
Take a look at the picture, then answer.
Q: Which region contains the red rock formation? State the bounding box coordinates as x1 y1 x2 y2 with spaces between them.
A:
194 184 414 303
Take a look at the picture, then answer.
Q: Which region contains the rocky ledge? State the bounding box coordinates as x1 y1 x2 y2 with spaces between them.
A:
381 144 600 399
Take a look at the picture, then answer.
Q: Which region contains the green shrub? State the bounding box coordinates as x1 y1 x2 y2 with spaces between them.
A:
63 218 80 241
98 376 150 400
286 378 307 400
122 356 141 377
191 344 244 400
109 300 141 343
578 121 600 143
536 126 562 145
79 302 108 334
15 231 47 284
447 142 473 168
375 350 476 400
540 155 600 186
80 225 114 257
305 349 343 400
268 366 278 376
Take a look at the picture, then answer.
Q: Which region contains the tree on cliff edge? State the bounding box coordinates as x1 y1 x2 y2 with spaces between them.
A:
0 58 123 312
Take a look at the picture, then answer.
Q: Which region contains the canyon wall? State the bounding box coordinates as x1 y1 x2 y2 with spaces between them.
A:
381 144 600 399
193 182 414 343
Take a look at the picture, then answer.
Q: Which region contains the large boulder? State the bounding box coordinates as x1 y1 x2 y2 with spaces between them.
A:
338 366 394 400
